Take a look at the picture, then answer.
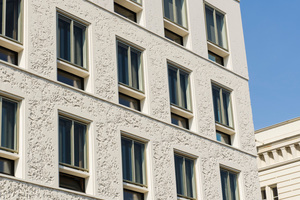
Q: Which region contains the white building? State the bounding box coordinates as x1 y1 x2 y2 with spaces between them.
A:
0 0 260 199
256 118 300 200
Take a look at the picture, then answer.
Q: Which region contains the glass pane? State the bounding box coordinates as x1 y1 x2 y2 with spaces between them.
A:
134 141 145 185
229 172 239 200
74 122 86 169
124 189 144 200
205 6 216 43
216 11 227 49
122 137 133 182
74 24 85 67
261 188 266 200
222 90 232 127
0 45 18 65
59 173 85 193
164 0 174 21
216 131 231 145
185 158 195 198
171 113 189 129
208 51 224 66
59 117 72 165
130 48 141 90
0 157 14 176
272 187 278 200
165 29 183 45
119 93 140 111
180 71 189 109
212 87 221 123
0 0 3 34
220 169 229 200
114 3 137 22
58 17 71 62
1 99 17 150
168 67 178 105
57 69 84 90
5 0 20 40
175 0 186 27
174 155 184 196
118 43 129 86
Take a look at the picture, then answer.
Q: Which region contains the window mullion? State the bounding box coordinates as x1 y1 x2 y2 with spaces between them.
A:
131 140 136 182
183 157 187 197
2 0 6 35
128 46 132 87
71 120 74 166
219 88 225 124
70 20 74 64
173 0 177 24
177 69 182 107
213 9 219 45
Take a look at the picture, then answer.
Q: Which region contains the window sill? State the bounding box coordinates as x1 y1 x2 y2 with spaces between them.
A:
171 105 193 119
119 84 145 100
0 36 23 52
0 149 19 160
215 123 235 135
123 182 148 193
164 18 189 37
57 59 89 78
114 0 143 13
207 41 229 58
59 165 89 178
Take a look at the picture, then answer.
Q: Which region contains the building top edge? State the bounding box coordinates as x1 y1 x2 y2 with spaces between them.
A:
255 117 300 134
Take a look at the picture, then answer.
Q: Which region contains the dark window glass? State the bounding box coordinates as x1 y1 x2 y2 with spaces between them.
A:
1 98 17 151
171 113 189 129
134 141 145 185
0 157 14 176
174 154 195 199
130 48 141 89
272 187 278 200
208 51 224 66
168 67 178 105
164 0 174 22
57 69 84 90
74 24 85 67
119 93 140 111
205 6 215 43
59 117 72 166
59 173 85 193
118 43 129 86
0 0 3 34
261 188 266 200
163 0 187 27
212 86 221 123
124 189 144 200
58 17 71 62
74 122 86 169
5 0 20 40
220 169 239 200
114 3 137 22
122 137 133 182
0 46 18 65
216 131 231 145
165 29 183 45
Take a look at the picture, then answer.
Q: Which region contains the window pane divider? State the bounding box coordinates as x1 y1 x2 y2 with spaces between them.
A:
131 140 136 182
70 20 74 64
2 0 6 35
71 120 75 166
128 46 132 88
176 68 182 107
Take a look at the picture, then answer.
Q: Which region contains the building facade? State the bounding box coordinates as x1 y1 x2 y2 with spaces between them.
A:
256 118 300 200
0 0 260 199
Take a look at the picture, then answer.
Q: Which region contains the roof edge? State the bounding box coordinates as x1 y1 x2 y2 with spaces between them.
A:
255 117 300 134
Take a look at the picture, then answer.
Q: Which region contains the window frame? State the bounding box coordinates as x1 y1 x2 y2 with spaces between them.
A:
0 95 19 153
162 0 188 29
57 12 88 70
204 3 228 50
114 2 137 22
220 167 240 200
117 39 144 93
58 115 89 172
121 135 147 188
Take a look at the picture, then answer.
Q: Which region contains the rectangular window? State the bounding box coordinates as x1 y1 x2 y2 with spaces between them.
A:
212 85 233 127
164 29 183 45
121 136 146 186
114 3 137 22
59 172 85 193
0 46 18 65
119 93 141 111
57 69 84 90
208 51 224 66
271 186 278 200
171 113 188 129
124 189 144 200
168 64 191 110
58 14 87 68
174 154 196 199
205 5 228 49
220 168 239 200
163 0 187 28
261 188 266 200
117 41 143 91
59 116 87 170
0 157 14 176
216 131 231 145
0 0 21 41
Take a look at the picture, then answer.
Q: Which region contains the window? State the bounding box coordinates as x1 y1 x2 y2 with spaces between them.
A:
171 113 188 129
168 64 191 110
119 93 141 111
124 189 144 200
212 85 233 128
220 168 239 200
163 0 187 28
174 154 196 199
117 41 143 91
205 5 227 49
0 46 18 65
216 131 231 145
59 173 85 193
165 29 183 45
208 51 223 66
271 186 278 200
57 13 87 68
0 0 22 41
0 157 14 176
261 188 266 200
57 69 84 90
114 3 137 22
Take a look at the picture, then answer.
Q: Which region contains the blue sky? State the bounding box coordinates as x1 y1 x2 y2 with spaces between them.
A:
240 1 300 130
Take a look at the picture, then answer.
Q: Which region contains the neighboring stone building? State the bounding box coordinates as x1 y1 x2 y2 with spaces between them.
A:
0 0 260 199
256 118 300 200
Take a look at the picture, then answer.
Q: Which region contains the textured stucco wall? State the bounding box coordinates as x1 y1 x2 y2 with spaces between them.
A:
0 0 260 199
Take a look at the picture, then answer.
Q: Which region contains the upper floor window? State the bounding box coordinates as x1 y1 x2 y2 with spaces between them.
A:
168 64 191 110
0 0 22 42
174 154 196 199
205 5 228 49
114 3 137 22
220 168 239 200
212 85 233 128
271 186 278 200
0 46 17 65
163 0 187 28
58 14 87 68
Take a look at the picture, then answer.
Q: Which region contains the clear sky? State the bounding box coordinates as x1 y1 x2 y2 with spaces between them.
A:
240 1 300 130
